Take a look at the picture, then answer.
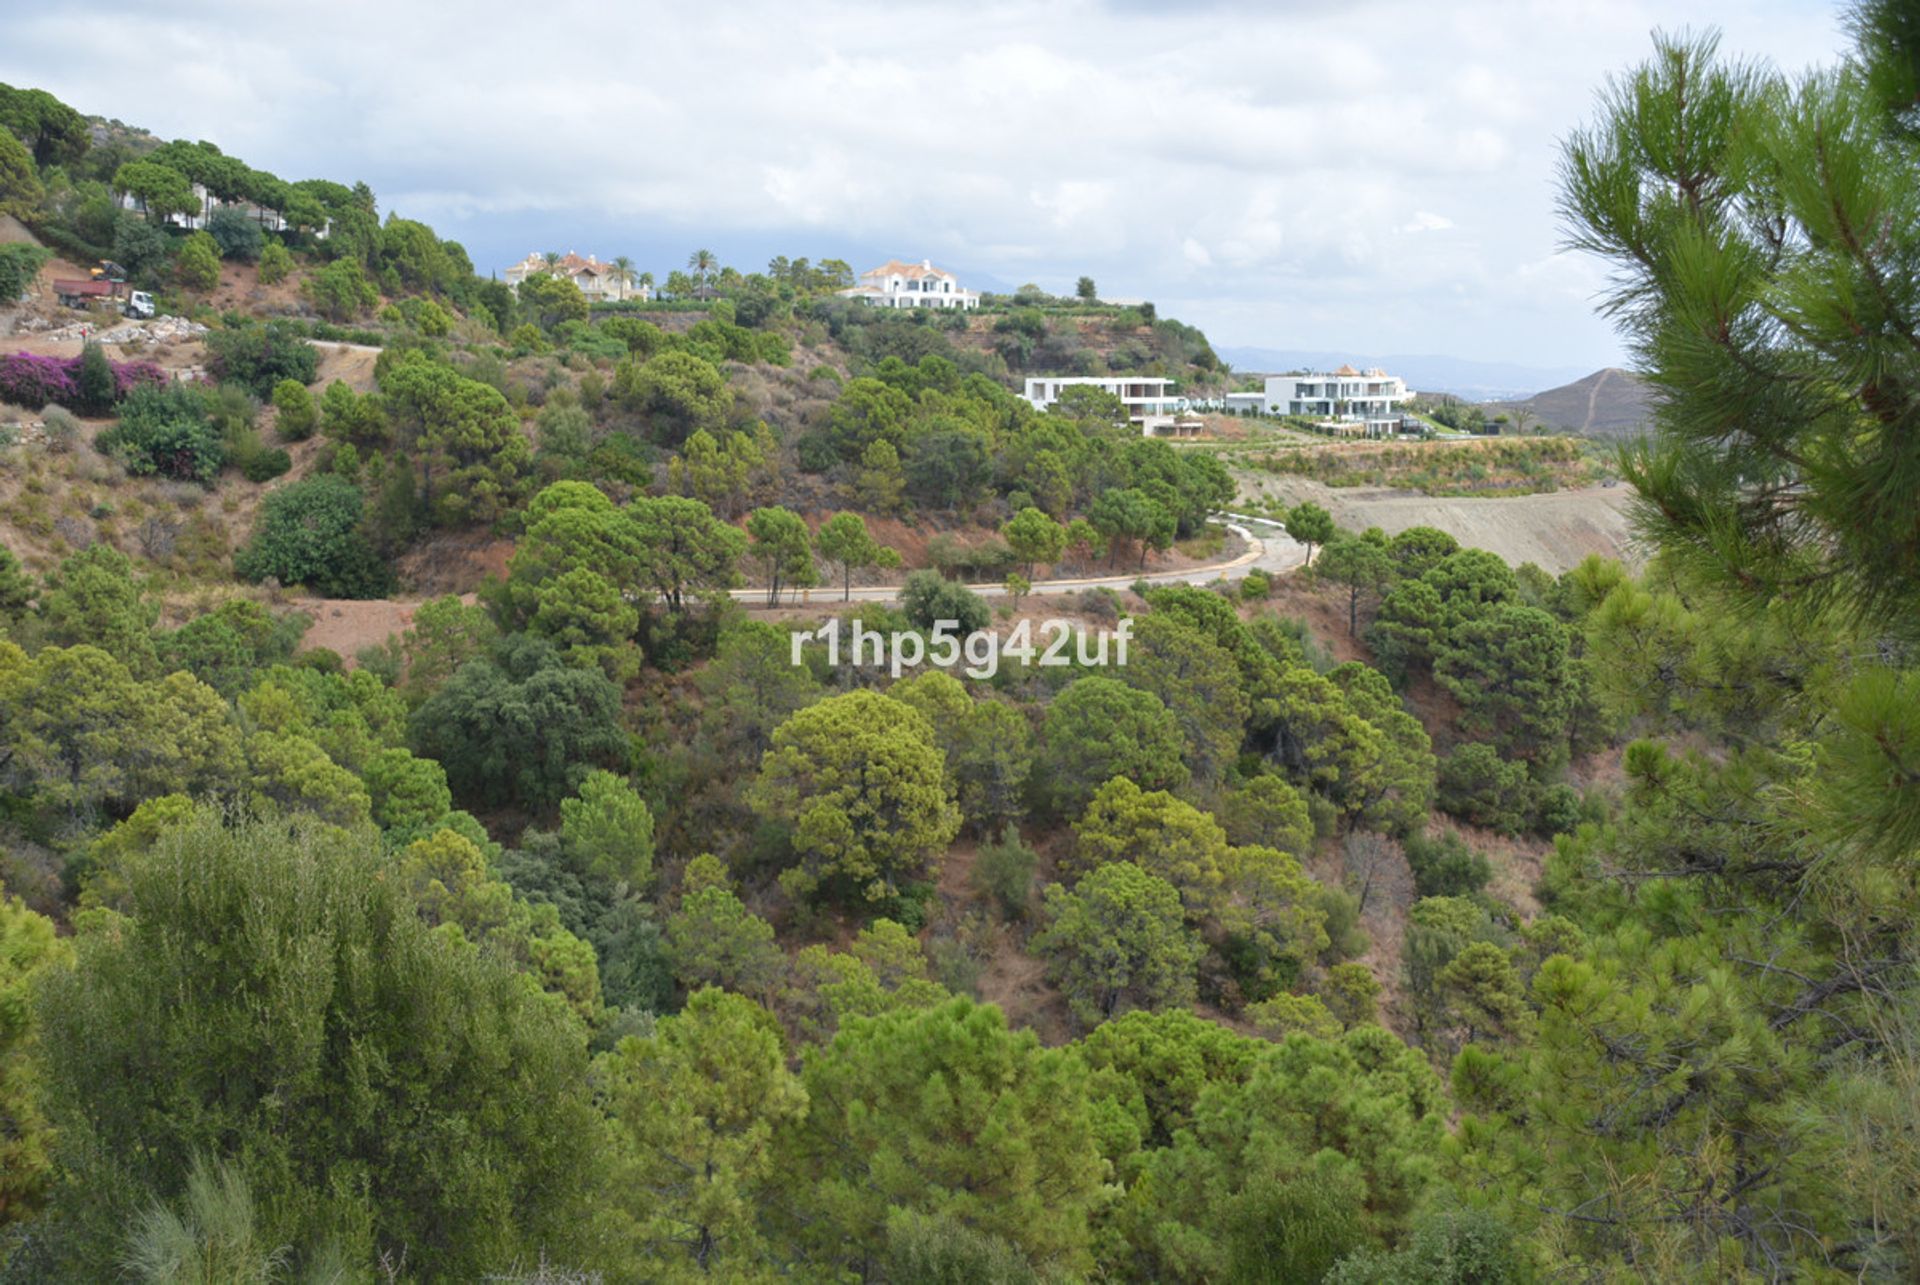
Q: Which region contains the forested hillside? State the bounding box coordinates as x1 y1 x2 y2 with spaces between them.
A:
3 3 1920 1281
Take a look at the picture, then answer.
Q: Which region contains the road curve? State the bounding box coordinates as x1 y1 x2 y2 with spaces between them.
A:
741 517 1309 608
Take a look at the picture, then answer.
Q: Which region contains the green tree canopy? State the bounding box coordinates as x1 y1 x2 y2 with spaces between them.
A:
617 349 733 447
1284 501 1335 564
781 997 1107 1276
33 808 602 1279
234 474 394 599
744 505 816 607
1037 861 1204 1029
749 689 960 902
601 987 806 1274
814 510 893 601
559 769 655 888
409 635 627 813
1040 677 1189 817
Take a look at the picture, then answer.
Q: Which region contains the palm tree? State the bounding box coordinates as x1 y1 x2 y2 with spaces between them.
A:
541 250 562 271
610 254 637 301
687 248 718 297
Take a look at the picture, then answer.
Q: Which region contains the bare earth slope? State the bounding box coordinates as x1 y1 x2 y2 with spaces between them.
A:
1246 478 1640 572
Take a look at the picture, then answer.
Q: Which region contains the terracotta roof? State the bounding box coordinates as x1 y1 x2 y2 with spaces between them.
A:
864 258 953 281
1333 363 1361 376
509 251 627 278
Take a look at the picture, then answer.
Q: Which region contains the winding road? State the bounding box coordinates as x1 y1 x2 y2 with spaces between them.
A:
291 518 1310 658
741 518 1306 607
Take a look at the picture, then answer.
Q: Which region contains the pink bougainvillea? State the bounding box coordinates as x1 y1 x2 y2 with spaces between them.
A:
0 352 79 409
113 361 168 397
0 351 170 412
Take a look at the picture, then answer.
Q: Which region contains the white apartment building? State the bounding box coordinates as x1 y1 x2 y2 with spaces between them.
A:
1260 365 1412 436
1024 376 1198 435
838 259 980 309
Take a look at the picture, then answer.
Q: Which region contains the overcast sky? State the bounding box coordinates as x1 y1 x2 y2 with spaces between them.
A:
4 0 1853 370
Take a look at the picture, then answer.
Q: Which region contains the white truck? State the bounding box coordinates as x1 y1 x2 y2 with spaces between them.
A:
52 263 155 318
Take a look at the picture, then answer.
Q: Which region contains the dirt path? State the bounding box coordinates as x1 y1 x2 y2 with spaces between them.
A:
289 595 459 659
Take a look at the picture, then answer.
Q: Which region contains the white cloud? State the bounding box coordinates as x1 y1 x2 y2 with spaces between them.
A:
0 0 1853 367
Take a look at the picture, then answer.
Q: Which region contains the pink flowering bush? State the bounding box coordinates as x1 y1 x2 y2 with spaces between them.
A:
113 361 168 398
0 353 78 409
0 351 169 411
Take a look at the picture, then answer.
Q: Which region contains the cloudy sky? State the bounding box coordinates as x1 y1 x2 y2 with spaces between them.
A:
4 0 1852 371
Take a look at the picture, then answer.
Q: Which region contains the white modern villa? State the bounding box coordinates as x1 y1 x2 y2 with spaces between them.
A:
1227 365 1414 436
838 259 981 309
1024 376 1200 435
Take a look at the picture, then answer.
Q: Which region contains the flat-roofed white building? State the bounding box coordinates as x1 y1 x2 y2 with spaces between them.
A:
1262 365 1412 436
1024 376 1199 435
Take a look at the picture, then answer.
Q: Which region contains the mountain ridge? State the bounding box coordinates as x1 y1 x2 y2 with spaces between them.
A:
1485 366 1654 439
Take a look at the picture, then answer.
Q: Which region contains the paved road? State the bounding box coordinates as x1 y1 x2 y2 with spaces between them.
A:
743 518 1309 608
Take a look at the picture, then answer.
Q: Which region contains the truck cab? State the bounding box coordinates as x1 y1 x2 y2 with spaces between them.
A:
124 291 155 319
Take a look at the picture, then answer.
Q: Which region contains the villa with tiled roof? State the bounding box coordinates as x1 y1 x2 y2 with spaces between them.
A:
837 258 980 310
502 251 649 302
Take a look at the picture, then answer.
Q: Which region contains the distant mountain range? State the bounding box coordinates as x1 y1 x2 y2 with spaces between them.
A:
1485 367 1655 440
1216 347 1593 401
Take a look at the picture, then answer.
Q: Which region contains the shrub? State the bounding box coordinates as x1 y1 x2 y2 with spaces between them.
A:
75 343 116 414
97 383 225 482
241 447 292 482
0 352 76 409
39 405 80 452
971 825 1038 919
1532 782 1583 837
206 322 319 398
271 378 317 441
900 569 989 636
257 238 293 285
207 205 265 261
1402 830 1492 898
235 474 393 597
304 258 379 322
1072 588 1120 621
1436 743 1535 835
1321 962 1382 1027
0 243 50 302
1239 569 1271 600
0 351 168 412
175 231 222 291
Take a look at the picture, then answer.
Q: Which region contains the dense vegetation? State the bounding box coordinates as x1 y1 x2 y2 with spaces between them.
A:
3 4 1920 1280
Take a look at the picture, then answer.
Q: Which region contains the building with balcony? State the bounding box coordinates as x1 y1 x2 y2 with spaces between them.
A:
502 252 650 302
1260 365 1412 436
1023 376 1200 435
838 258 980 309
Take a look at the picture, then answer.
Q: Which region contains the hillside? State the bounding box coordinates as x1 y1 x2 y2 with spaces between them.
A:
1484 366 1654 439
9 23 1916 1283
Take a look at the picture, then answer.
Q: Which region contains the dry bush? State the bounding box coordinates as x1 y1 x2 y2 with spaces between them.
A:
139 514 182 561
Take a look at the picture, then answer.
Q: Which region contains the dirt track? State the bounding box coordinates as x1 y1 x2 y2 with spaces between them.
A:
1240 477 1641 573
